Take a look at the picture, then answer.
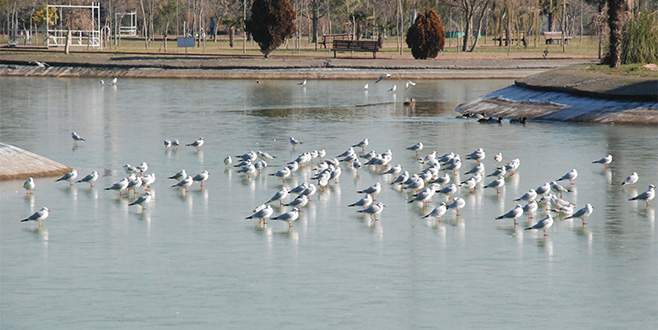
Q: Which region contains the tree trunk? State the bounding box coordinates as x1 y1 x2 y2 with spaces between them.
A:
462 13 472 52
229 26 234 48
468 0 490 52
65 29 71 54
607 0 624 67
139 0 148 48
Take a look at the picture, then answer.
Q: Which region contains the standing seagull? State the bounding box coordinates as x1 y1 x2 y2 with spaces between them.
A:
298 79 307 86
525 214 554 237
363 83 369 90
23 177 35 195
171 176 194 192
495 204 524 225
186 137 205 148
447 198 466 215
271 208 301 228
352 138 369 151
246 204 274 226
20 207 49 224
76 170 99 187
169 169 187 181
111 77 118 85
629 184 656 207
388 85 397 93
129 191 153 209
192 170 209 188
105 178 129 194
423 202 447 220
289 136 303 147
71 131 86 142
622 172 639 186
357 202 386 221
357 182 382 195
557 169 578 184
348 194 373 208
406 142 423 154
592 154 613 166
55 169 78 185
564 203 594 225
266 188 289 205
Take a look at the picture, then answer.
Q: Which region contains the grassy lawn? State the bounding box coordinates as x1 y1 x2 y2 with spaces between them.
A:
1 33 600 60
585 63 658 78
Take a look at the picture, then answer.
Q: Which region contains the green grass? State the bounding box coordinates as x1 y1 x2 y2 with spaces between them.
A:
585 63 658 78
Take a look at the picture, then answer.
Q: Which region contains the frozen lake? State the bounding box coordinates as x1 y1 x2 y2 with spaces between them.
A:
1 77 657 329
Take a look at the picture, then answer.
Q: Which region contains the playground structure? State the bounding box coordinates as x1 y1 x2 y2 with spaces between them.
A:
46 2 101 49
114 11 137 40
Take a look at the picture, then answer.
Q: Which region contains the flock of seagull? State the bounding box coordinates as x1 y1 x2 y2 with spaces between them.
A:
15 74 657 238
18 126 657 240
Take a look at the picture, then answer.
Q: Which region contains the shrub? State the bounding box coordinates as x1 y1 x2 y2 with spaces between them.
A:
245 0 297 58
405 9 445 59
621 11 658 64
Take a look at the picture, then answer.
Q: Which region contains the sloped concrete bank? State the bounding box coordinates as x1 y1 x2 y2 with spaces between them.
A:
0 63 546 80
0 143 71 181
456 67 658 124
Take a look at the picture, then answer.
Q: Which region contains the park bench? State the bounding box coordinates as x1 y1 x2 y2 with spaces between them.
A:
331 40 381 59
543 31 572 45
492 35 527 47
321 33 352 48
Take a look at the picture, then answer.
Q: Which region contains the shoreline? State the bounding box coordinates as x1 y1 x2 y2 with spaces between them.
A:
0 64 548 80
0 50 593 80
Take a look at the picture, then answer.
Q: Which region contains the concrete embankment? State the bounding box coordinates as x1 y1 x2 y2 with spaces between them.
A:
456 66 658 124
0 143 71 180
0 50 593 80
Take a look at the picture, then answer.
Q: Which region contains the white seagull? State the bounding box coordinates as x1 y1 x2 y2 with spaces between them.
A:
495 204 524 224
55 169 78 185
525 214 554 236
171 176 193 191
266 188 289 205
192 170 209 187
20 207 49 223
23 177 35 194
105 178 129 194
592 154 613 166
564 203 594 224
76 170 99 186
129 191 153 208
621 172 639 186
357 182 382 195
289 136 303 146
557 169 578 183
357 201 385 221
271 207 301 228
71 131 86 142
186 137 205 148
423 202 447 220
348 194 373 208
629 184 656 207
246 204 274 225
446 198 466 215
169 169 187 181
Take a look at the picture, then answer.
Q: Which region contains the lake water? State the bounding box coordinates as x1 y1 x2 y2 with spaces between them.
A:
1 77 657 329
